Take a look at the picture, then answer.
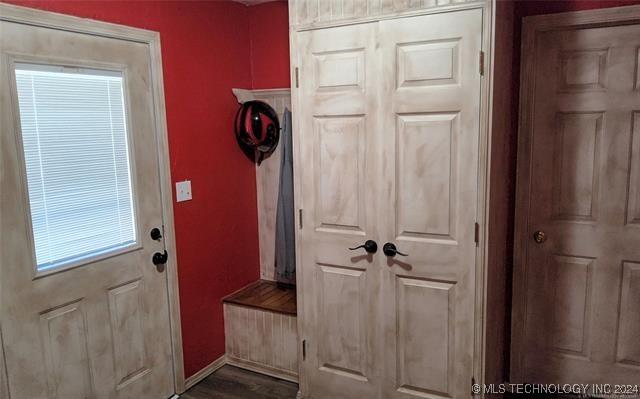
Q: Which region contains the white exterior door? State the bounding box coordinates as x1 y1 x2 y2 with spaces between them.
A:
295 8 483 399
516 20 640 384
1 15 175 399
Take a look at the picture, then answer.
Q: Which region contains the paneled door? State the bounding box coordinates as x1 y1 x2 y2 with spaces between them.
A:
378 10 482 399
515 19 640 383
0 15 175 399
296 22 383 399
295 8 483 398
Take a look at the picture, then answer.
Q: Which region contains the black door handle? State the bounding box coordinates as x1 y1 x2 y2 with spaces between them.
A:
349 240 378 254
152 250 168 265
382 243 408 257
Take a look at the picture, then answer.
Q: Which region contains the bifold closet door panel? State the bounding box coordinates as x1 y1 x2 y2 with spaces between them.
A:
296 22 383 399
378 9 483 399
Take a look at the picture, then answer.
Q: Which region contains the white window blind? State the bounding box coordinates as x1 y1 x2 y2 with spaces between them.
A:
14 64 137 271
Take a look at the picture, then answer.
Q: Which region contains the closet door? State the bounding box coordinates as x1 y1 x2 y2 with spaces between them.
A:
378 9 482 399
296 23 383 398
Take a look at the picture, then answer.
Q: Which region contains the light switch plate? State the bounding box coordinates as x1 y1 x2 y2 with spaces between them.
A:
175 180 192 202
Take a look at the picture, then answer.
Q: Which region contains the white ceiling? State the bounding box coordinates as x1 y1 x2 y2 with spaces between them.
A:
231 0 286 6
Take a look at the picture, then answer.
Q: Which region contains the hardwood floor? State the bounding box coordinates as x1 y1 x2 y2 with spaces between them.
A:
182 366 298 399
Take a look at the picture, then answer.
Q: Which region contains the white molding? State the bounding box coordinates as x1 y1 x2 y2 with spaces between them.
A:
184 355 227 390
477 1 495 396
232 88 255 103
226 355 299 383
0 3 185 394
510 4 640 383
232 87 292 104
520 4 640 32
184 352 298 392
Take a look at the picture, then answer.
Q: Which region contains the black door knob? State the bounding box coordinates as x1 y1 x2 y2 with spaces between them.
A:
383 243 408 257
349 240 378 254
152 250 168 265
150 227 163 241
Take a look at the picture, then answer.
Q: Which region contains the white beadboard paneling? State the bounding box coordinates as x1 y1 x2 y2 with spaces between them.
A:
291 0 481 28
224 304 298 382
233 88 292 281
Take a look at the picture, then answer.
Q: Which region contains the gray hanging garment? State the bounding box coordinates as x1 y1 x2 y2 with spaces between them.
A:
275 108 296 283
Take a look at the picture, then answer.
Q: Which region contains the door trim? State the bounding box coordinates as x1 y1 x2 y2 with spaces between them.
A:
288 1 496 395
0 3 186 394
511 4 640 383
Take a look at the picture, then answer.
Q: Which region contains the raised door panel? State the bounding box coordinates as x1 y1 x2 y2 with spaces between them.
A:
558 49 608 92
315 50 365 92
547 256 593 357
397 39 460 88
396 277 455 398
39 300 93 399
552 112 602 222
317 264 368 379
636 49 640 90
616 262 640 367
627 112 640 225
311 47 367 116
396 113 458 241
314 116 366 234
108 280 150 389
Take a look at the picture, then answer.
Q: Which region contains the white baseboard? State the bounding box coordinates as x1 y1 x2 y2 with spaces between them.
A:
226 355 298 383
184 355 226 390
183 352 299 393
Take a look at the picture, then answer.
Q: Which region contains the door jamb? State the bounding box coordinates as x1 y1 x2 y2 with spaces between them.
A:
0 3 186 394
510 4 640 383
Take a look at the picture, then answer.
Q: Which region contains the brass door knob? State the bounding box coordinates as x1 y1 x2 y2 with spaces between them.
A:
533 231 547 244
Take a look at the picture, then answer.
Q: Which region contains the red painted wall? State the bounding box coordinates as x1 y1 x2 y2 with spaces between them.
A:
487 0 640 388
248 1 291 89
2 0 261 379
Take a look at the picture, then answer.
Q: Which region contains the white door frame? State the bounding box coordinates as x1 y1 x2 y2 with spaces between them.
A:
287 0 496 395
510 4 640 383
0 3 185 394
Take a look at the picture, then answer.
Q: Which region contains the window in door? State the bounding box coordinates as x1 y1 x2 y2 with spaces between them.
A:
13 63 137 273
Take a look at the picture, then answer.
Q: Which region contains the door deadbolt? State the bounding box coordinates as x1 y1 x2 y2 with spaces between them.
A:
150 227 163 241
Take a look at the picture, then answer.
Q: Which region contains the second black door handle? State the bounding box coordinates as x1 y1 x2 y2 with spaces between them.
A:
382 243 408 257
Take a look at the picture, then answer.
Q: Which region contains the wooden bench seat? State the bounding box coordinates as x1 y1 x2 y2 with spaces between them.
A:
223 280 296 315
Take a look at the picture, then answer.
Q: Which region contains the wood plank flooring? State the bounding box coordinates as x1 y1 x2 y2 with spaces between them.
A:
181 365 298 399
222 280 296 316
